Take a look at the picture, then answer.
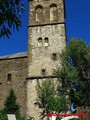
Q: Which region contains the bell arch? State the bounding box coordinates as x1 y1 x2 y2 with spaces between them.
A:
35 5 43 22
50 4 58 21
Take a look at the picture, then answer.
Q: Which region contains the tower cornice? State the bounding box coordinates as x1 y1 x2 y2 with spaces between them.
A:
28 22 65 27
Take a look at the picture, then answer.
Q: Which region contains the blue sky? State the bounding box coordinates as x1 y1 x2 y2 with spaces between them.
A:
0 0 90 56
66 0 90 44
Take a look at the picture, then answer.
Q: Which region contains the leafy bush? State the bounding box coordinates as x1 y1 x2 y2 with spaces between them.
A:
0 110 26 120
16 115 26 120
0 109 7 120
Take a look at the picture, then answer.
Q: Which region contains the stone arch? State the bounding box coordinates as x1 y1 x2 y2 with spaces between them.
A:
35 5 43 22
44 37 49 47
50 4 58 21
38 37 43 47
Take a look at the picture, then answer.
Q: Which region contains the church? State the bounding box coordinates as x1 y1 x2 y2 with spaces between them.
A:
0 0 66 119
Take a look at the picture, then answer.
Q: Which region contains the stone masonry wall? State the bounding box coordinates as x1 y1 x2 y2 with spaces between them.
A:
28 0 66 77
26 78 58 120
0 57 27 115
28 24 66 77
27 0 66 119
29 0 65 26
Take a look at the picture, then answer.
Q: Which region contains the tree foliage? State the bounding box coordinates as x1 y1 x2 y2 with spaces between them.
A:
0 109 7 120
54 38 90 109
68 38 90 107
4 89 20 115
37 80 55 108
36 80 67 118
0 0 25 38
47 96 67 113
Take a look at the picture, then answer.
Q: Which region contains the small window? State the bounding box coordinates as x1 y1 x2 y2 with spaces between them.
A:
52 53 57 61
38 37 43 47
44 37 49 47
41 69 46 76
38 37 42 42
7 74 12 81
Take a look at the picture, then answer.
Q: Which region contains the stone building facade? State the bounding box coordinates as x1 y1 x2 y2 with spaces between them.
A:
0 52 27 115
27 0 66 119
0 0 66 119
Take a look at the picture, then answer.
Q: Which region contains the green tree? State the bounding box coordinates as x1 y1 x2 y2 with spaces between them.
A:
53 49 78 97
68 38 90 107
36 80 67 118
4 89 20 115
47 96 67 113
54 38 90 109
0 0 25 38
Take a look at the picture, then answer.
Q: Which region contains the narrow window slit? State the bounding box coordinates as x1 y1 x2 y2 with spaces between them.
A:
52 53 57 61
41 69 46 76
7 74 12 81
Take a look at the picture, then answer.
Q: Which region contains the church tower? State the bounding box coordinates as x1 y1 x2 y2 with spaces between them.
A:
26 0 66 119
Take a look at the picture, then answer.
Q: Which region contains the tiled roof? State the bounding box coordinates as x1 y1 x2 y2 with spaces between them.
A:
0 52 27 60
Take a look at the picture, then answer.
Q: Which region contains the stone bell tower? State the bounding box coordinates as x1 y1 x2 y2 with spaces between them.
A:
26 0 66 119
